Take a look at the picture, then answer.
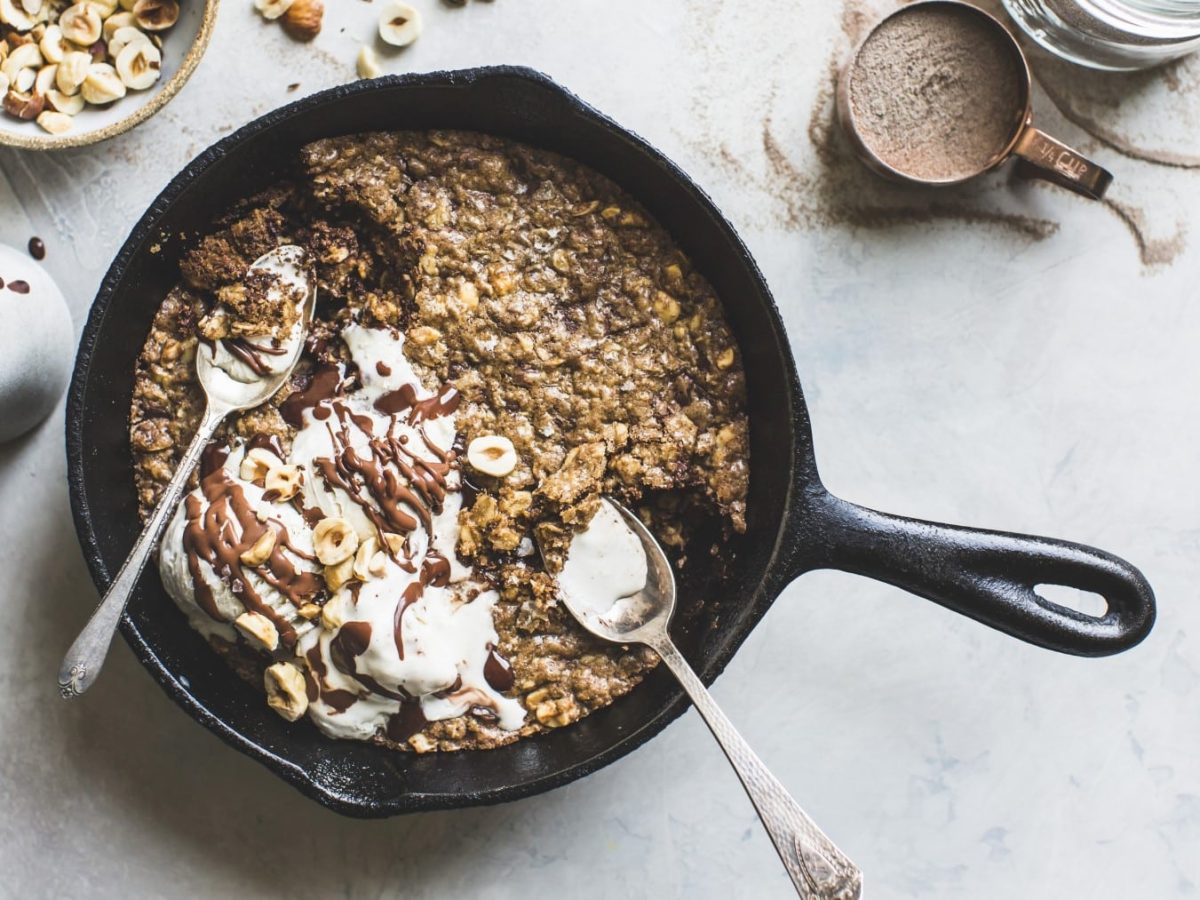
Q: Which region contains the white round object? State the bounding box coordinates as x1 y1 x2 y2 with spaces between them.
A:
0 242 73 443
378 2 422 47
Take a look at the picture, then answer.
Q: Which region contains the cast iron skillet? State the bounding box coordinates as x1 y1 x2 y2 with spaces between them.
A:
67 67 1155 818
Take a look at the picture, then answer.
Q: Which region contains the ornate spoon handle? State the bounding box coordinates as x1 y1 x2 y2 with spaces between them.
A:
649 635 863 899
58 405 224 698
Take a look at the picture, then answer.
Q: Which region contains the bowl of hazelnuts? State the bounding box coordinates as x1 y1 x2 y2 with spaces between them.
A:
0 0 217 148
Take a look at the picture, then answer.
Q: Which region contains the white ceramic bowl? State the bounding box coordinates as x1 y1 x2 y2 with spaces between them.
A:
0 0 219 151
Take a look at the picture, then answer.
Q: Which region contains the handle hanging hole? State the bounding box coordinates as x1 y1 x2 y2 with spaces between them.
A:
1034 583 1108 618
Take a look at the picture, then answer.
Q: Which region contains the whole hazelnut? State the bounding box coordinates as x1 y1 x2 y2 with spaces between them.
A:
282 0 323 41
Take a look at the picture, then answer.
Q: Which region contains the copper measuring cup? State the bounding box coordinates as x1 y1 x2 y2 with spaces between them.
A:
836 0 1113 200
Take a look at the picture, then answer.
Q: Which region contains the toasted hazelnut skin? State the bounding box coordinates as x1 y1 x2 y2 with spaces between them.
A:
3 88 44 120
282 0 322 41
132 0 179 31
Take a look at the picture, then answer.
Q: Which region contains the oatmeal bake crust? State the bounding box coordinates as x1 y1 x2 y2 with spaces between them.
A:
130 130 749 752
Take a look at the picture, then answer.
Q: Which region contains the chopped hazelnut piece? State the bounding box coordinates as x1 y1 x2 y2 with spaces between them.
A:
264 662 309 721
313 516 358 565
378 1 421 46
234 610 280 652
467 435 518 478
356 45 381 79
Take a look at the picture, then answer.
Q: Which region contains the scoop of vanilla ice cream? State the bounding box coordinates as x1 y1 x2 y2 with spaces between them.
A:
157 321 527 743
158 446 320 643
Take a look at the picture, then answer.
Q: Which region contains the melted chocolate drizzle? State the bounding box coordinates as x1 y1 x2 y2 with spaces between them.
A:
247 432 286 459
311 402 455 540
182 349 508 736
386 701 428 743
391 553 452 661
280 363 346 427
305 644 357 712
329 620 411 702
223 336 288 376
199 442 230 480
181 468 324 648
484 648 515 693
374 384 461 422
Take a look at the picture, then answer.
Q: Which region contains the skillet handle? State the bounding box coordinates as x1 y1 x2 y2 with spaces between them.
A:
800 491 1155 657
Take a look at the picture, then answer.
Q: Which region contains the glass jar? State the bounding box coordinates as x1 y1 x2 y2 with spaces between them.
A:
1001 0 1200 69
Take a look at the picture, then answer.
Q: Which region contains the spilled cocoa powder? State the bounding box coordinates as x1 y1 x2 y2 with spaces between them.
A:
820 0 1189 265
776 94 1057 239
1031 48 1200 170
800 58 1059 241
846 4 1025 181
1102 197 1188 268
684 0 1060 243
997 12 1200 265
682 0 1188 265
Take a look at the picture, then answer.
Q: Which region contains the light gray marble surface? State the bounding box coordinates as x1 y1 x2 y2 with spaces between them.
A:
1 2 1198 898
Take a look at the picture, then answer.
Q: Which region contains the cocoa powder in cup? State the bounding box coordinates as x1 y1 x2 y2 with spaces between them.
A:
846 3 1026 182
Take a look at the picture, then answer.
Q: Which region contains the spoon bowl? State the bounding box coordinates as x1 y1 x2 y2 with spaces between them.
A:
559 501 678 646
195 244 316 414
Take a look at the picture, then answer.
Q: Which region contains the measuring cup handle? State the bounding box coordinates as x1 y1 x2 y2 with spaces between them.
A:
1011 127 1113 200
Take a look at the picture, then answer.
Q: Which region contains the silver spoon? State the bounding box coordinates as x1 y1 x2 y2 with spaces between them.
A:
58 245 315 699
557 498 863 899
